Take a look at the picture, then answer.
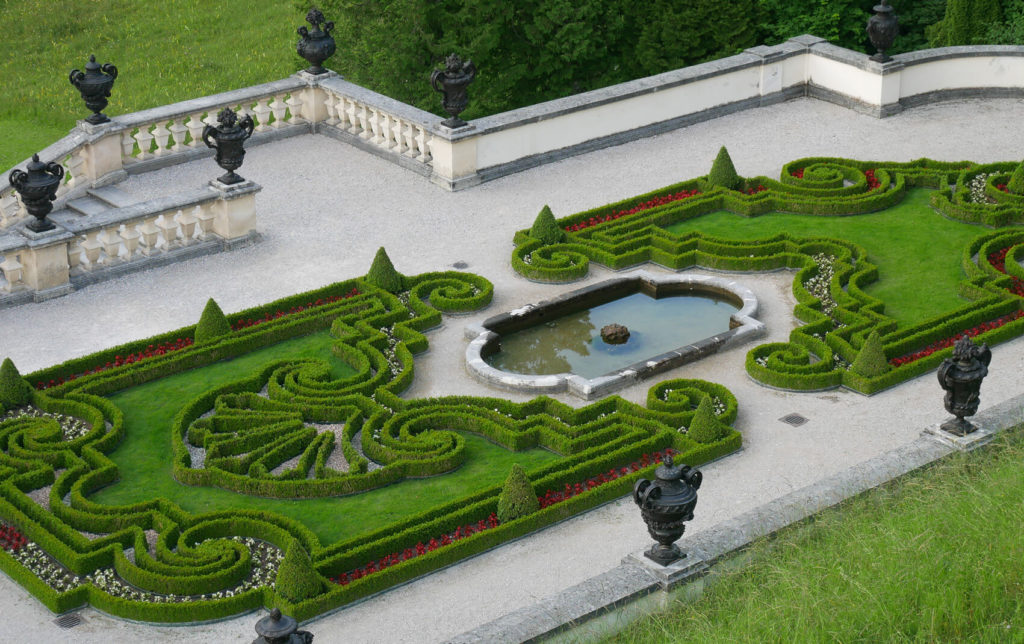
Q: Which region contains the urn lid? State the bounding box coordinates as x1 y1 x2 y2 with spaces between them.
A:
654 455 683 482
255 608 297 639
873 0 893 13
26 154 46 173
84 54 101 73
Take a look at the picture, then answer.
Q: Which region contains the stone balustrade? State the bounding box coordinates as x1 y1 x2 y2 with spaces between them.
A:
0 181 260 306
3 36 1023 225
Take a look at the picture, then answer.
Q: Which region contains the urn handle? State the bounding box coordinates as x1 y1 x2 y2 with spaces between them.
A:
682 466 703 491
101 62 118 80
201 124 217 151
429 68 445 95
8 168 27 191
632 478 661 509
240 114 255 139
69 68 84 87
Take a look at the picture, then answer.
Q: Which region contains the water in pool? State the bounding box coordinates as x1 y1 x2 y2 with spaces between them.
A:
484 291 739 379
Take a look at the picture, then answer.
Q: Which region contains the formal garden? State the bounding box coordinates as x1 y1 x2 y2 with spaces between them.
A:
3 0 1024 640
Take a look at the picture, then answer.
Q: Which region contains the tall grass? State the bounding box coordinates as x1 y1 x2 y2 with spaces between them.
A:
0 0 301 168
606 428 1024 643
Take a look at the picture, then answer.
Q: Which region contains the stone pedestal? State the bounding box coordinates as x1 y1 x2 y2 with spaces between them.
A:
209 180 261 240
623 548 708 590
17 226 73 294
429 133 479 190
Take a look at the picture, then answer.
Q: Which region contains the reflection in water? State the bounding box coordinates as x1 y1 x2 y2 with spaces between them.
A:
486 292 738 379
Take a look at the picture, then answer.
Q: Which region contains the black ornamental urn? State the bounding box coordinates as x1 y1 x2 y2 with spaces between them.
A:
202 107 255 185
69 55 118 124
633 455 702 566
866 0 899 63
296 8 336 75
937 336 991 436
430 53 477 128
9 154 64 233
252 608 313 644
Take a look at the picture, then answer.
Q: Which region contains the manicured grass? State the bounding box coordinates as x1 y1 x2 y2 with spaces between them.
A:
90 329 560 545
606 428 1024 643
663 188 1000 326
0 0 299 168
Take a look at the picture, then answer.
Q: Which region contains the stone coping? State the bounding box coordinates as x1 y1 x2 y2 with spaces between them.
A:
447 393 1024 643
464 270 764 400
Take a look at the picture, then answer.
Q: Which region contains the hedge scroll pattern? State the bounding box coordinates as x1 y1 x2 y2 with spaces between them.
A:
0 269 742 622
511 157 1024 394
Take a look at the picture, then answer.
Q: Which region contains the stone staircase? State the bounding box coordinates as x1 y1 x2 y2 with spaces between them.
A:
64 185 137 217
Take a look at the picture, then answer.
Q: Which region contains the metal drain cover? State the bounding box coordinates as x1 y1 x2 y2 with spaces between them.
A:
452 261 468 269
779 413 809 427
54 613 82 629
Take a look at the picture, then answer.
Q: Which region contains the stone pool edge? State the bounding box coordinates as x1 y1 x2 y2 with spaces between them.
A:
464 270 765 400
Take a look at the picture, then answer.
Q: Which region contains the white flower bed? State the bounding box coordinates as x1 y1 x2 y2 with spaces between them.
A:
0 406 90 440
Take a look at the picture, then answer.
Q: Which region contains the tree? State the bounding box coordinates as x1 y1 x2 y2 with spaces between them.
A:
366 247 405 293
529 205 564 245
687 395 725 444
276 540 324 603
0 358 31 411
707 146 741 191
928 0 1003 46
851 330 892 377
194 298 231 344
497 463 539 523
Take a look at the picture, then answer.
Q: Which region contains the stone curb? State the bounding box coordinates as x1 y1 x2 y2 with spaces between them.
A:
445 393 1024 644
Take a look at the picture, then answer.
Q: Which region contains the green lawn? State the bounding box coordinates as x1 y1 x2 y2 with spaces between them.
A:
606 428 1024 643
0 0 299 168
90 329 560 545
664 188 996 326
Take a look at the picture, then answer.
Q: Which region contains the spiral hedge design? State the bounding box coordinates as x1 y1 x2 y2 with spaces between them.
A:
512 157 1024 395
0 269 742 622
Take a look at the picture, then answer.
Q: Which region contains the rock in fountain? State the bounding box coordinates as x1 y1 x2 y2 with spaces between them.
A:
601 323 630 345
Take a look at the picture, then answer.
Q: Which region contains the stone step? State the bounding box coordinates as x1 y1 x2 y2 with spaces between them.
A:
66 196 107 217
86 185 135 208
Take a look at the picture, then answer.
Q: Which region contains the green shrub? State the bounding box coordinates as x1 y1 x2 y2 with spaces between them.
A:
0 358 30 409
497 463 539 523
707 146 741 191
194 299 231 344
1008 160 1024 196
850 331 892 378
366 247 404 293
687 396 724 444
529 205 565 245
275 540 324 603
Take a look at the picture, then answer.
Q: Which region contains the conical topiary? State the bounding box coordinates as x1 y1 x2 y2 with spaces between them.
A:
0 358 31 410
1008 160 1024 195
687 395 724 444
529 205 564 245
275 540 324 603
194 298 231 344
707 145 741 191
851 331 892 377
366 247 404 293
496 463 539 523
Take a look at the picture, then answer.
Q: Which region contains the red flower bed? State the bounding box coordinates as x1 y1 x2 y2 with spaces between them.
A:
791 168 804 179
231 287 360 330
997 183 1008 192
987 247 1024 297
0 524 26 552
565 190 700 232
865 169 881 190
742 184 766 196
36 287 361 390
329 447 677 587
889 311 1024 367
538 447 676 509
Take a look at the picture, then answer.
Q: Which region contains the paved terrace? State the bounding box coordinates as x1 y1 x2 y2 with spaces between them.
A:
2 96 1024 643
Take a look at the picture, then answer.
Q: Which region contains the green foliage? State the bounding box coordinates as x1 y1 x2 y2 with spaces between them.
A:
496 464 540 523
275 540 324 603
194 298 231 344
758 0 873 50
529 205 564 245
983 0 1024 44
851 331 892 377
366 247 404 294
928 0 1004 46
687 396 724 444
707 146 741 191
1007 160 1024 195
0 358 30 409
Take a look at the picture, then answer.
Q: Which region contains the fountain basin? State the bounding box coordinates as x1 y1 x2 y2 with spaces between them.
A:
465 271 765 399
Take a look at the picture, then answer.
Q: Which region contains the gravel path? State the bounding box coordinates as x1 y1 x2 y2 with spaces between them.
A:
1 96 1023 643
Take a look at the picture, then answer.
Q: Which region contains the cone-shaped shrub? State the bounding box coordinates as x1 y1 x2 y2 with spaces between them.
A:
275 540 324 603
194 298 231 344
851 331 891 377
707 146 741 191
0 358 30 410
497 463 539 523
530 205 564 245
1008 160 1024 195
367 247 404 293
687 395 724 444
